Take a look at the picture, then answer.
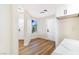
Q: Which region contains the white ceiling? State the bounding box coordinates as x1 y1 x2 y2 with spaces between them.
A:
17 4 63 18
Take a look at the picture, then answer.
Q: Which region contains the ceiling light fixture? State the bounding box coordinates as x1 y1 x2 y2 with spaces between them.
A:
44 9 47 12
40 11 45 14
17 7 24 13
40 9 48 14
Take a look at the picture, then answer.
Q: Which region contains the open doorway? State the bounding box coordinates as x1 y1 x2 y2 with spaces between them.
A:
17 7 25 53
18 15 24 49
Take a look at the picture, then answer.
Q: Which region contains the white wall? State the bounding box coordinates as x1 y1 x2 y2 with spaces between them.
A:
0 4 19 55
0 5 11 54
24 12 32 46
11 5 18 54
56 4 67 17
58 17 79 45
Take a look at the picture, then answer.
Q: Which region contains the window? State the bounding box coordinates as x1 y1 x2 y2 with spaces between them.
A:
32 20 37 33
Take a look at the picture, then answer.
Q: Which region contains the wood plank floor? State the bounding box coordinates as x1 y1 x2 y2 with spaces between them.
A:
19 38 55 55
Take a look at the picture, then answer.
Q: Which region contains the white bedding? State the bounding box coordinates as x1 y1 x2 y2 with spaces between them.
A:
52 38 79 55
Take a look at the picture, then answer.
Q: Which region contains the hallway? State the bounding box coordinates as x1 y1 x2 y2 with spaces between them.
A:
19 38 55 55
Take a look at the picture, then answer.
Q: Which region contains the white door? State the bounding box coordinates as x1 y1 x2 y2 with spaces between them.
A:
46 18 55 41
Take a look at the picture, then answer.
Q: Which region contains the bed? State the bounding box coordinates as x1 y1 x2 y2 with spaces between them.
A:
52 38 79 55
